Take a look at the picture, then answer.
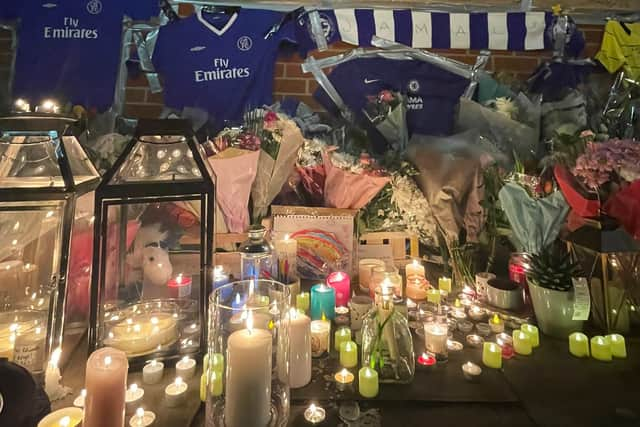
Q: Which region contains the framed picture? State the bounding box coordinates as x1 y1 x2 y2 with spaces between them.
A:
272 206 357 280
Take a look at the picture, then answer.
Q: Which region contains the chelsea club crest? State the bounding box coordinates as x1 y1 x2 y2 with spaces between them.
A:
86 0 102 14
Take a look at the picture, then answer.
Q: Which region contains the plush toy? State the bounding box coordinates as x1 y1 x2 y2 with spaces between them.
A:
127 223 173 288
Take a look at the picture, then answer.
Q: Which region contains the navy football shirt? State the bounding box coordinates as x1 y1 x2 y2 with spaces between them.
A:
0 0 158 112
152 8 296 123
314 57 469 137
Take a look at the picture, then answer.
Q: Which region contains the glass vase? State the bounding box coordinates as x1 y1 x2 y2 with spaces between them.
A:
239 226 274 281
206 280 290 427
361 286 415 384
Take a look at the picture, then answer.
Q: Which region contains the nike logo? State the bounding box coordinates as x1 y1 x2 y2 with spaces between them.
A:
42 3 58 8
364 78 380 84
190 46 206 52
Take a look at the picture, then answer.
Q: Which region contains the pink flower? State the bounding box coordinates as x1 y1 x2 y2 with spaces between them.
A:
378 90 394 103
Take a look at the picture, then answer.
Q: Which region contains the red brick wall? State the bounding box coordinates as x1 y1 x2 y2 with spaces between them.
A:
0 20 605 119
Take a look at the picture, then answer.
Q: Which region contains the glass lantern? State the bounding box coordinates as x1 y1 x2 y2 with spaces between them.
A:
89 119 215 364
567 224 640 334
0 113 100 375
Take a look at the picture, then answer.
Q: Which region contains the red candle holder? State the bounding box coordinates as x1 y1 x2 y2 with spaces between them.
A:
326 271 351 307
167 274 193 298
500 343 515 360
417 352 437 368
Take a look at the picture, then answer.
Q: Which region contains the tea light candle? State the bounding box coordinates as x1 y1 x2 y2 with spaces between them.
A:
339 341 358 368
359 259 385 292
438 276 452 293
591 336 612 362
296 292 310 313
462 361 482 381
495 333 513 347
521 324 540 347
304 403 326 424
406 276 429 301
512 330 532 355
167 273 192 298
358 367 379 398
209 370 223 397
142 360 164 385
488 314 504 334
334 327 351 352
125 383 145 413
466 334 485 348
501 343 515 359
334 306 350 327
310 319 331 357
327 271 351 307
482 342 502 369
457 320 473 333
426 288 441 305
37 408 83 427
310 284 336 320
289 308 311 389
406 259 425 278
417 352 437 367
334 368 355 391
165 377 188 407
175 356 196 380
129 407 156 427
204 352 224 375
199 373 207 402
73 389 86 408
468 306 486 321
476 323 491 337
607 334 627 359
568 332 590 358
447 340 463 351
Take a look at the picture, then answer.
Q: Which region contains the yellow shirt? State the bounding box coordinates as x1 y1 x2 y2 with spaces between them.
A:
596 21 640 80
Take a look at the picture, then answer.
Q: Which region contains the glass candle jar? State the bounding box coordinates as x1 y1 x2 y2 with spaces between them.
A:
424 315 448 363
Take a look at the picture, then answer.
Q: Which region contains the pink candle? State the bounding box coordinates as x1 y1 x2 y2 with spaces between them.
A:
84 347 128 427
167 274 192 298
326 272 351 307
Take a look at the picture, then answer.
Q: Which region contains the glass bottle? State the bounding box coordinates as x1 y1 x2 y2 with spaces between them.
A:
239 225 274 281
361 285 415 384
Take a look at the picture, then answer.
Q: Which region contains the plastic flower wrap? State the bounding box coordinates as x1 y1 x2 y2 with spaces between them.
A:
363 90 408 151
296 138 328 206
207 129 261 232
251 111 305 221
604 180 640 240
322 150 389 210
572 139 640 189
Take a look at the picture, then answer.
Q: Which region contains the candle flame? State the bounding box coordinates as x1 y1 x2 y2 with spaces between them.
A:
289 307 298 319
130 383 138 393
339 368 349 381
321 312 326 322
50 347 62 367
309 403 316 412
412 259 419 267
491 314 501 324
246 310 254 333
136 408 145 418
284 233 290 240
176 274 183 284
104 355 112 366
81 389 87 398
175 377 183 386
58 416 71 427
182 356 189 363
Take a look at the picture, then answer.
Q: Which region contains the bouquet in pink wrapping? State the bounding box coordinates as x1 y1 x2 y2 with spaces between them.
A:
207 130 261 233
322 150 389 209
296 138 328 206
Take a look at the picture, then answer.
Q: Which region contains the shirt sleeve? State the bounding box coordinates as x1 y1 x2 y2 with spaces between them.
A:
595 21 626 74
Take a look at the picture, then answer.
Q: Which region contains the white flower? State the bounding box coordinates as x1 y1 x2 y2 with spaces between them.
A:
390 174 438 246
377 209 385 217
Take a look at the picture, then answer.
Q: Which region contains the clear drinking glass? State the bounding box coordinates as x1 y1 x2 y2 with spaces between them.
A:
240 226 274 281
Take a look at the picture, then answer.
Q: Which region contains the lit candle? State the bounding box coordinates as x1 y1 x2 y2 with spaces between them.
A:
289 308 312 389
495 333 513 347
44 347 69 401
326 271 351 307
165 377 188 407
468 306 486 321
417 352 437 368
447 340 464 352
607 334 626 358
405 276 429 301
213 265 231 292
466 334 485 348
482 342 502 369
275 234 298 285
36 408 83 427
406 259 425 278
358 367 379 398
310 284 336 320
304 403 326 424
512 330 532 356
334 327 351 352
568 332 590 358
426 288 441 305
334 367 355 391
73 389 86 408
204 352 224 375
225 310 273 427
84 347 128 427
142 360 164 385
129 407 156 427
310 318 331 357
167 273 193 298
175 356 196 380
424 322 448 360
590 336 612 362
334 306 350 327
488 314 504 334
438 277 452 293
209 370 223 397
521 324 540 348
339 341 358 368
199 372 207 402
462 361 482 382
125 383 144 413
296 292 310 313
358 259 385 292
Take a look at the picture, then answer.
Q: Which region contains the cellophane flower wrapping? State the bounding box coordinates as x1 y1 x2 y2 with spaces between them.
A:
251 113 305 221
322 151 389 210
572 139 640 189
207 131 261 233
296 138 327 206
363 90 408 151
604 180 640 240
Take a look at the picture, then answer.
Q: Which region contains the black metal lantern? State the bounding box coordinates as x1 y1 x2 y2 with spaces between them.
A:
0 113 100 374
89 119 215 364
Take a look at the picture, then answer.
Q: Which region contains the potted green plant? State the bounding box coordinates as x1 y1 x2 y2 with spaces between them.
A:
527 246 585 338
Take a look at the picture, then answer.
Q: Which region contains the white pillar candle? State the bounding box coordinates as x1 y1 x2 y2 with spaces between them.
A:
288 308 311 389
142 360 164 385
129 407 156 427
125 383 145 413
165 377 188 407
175 356 196 380
84 347 128 427
225 311 273 427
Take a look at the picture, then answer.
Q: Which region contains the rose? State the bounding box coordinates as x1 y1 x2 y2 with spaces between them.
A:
378 90 394 103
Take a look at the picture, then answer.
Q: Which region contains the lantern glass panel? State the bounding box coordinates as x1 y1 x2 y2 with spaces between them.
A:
96 200 203 359
61 136 100 185
109 136 202 184
0 133 66 188
0 200 64 373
